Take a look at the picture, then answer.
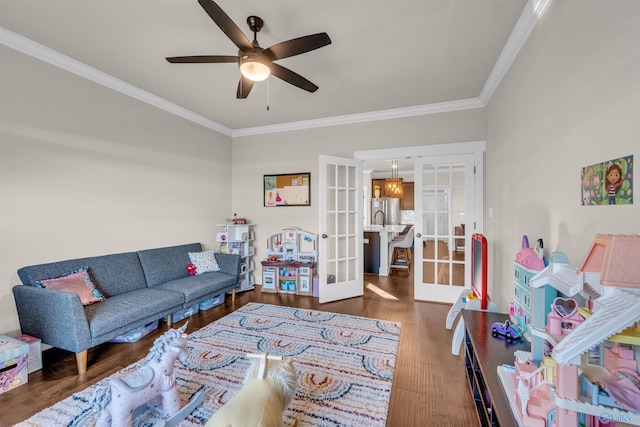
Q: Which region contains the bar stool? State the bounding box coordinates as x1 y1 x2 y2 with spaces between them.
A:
389 226 414 274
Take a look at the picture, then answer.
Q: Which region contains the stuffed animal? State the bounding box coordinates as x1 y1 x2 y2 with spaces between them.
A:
186 263 197 276
206 353 298 427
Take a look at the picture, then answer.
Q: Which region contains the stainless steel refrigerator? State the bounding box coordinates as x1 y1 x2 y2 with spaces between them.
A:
371 198 400 226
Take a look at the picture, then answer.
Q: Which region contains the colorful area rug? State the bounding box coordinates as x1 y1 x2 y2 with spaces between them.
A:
18 303 401 426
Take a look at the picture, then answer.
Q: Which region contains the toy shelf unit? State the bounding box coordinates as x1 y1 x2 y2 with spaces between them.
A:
261 227 318 296
463 310 530 427
217 221 255 292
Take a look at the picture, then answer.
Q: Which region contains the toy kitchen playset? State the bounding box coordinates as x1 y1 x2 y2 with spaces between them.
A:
261 227 318 295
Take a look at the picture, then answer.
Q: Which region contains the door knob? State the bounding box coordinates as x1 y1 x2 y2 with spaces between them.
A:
322 234 328 238
416 233 422 238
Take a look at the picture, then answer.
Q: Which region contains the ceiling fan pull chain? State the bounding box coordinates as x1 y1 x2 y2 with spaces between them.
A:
266 78 270 111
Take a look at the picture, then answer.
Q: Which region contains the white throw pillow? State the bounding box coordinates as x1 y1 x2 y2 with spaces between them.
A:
188 250 221 274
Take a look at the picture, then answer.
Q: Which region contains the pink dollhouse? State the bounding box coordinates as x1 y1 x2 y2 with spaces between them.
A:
500 234 640 427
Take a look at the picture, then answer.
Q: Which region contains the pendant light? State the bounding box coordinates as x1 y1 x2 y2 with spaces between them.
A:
385 160 403 198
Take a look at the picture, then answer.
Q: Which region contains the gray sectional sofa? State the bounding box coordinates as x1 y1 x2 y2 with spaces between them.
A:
12 243 240 374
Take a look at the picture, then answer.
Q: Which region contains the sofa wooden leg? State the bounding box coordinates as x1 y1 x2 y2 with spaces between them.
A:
166 314 172 327
232 288 236 303
76 350 88 375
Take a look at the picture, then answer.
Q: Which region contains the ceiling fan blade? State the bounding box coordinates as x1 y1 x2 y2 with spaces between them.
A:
198 0 252 50
269 63 319 93
236 76 255 99
263 33 331 61
166 55 238 63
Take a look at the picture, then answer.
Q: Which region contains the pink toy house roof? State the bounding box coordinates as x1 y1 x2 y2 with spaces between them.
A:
579 234 640 288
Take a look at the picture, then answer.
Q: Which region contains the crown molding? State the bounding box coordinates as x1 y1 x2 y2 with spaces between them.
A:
235 0 552 136
479 0 553 104
0 26 233 137
231 98 484 137
1 0 551 138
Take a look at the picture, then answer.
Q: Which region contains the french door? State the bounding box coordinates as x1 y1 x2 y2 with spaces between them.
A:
413 154 477 303
318 155 364 303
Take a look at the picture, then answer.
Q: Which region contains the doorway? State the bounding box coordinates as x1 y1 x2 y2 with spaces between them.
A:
355 142 484 304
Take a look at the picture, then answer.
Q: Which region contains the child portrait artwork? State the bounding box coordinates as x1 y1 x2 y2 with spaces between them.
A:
581 155 633 206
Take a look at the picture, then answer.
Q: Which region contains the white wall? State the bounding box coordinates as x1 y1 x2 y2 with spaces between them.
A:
485 0 640 310
231 109 486 275
0 46 233 334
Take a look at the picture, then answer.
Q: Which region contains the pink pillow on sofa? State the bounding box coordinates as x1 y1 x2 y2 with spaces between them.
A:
35 268 105 305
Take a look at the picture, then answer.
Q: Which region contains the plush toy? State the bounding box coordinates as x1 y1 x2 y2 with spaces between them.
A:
186 263 197 276
91 324 190 427
206 353 298 427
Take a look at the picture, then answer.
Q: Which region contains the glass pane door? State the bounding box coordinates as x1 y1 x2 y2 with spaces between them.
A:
414 154 475 303
318 155 363 303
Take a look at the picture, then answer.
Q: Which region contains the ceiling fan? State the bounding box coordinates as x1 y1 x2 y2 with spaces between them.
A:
166 0 332 99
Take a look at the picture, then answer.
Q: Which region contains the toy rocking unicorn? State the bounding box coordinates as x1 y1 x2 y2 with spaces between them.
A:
206 353 299 427
91 323 191 427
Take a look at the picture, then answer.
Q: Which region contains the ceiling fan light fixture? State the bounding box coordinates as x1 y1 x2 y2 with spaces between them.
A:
239 56 271 81
166 3 331 98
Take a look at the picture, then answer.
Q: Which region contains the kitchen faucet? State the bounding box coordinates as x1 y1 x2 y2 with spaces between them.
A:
373 210 385 226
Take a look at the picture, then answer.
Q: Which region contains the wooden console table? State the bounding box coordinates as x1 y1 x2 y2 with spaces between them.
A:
462 310 530 427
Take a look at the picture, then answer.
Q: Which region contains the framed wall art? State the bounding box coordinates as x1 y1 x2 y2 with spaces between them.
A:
581 155 633 206
264 173 311 207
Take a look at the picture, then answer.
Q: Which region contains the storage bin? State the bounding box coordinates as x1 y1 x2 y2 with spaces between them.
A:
281 280 296 292
164 304 199 323
109 321 159 343
199 292 225 311
14 334 42 373
0 335 29 394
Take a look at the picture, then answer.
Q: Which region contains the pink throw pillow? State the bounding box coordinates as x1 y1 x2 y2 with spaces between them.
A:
36 268 105 305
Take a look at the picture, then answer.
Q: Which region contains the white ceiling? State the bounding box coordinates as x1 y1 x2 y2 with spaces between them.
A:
1 0 532 134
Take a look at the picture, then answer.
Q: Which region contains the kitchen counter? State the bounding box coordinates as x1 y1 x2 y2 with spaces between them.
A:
363 225 412 276
363 224 408 233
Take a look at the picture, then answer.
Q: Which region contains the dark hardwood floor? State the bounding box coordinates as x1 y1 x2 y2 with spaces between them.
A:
0 273 479 427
